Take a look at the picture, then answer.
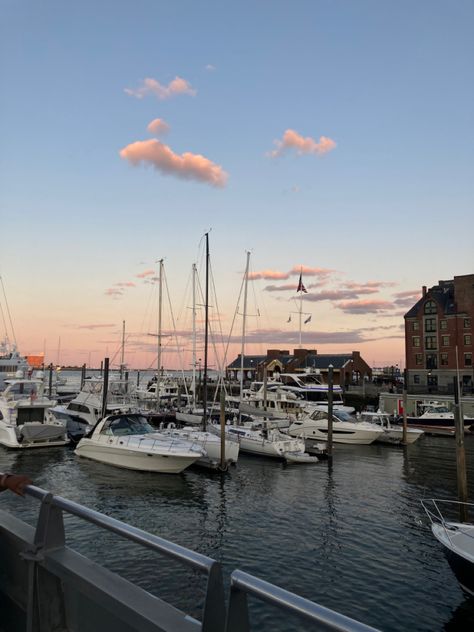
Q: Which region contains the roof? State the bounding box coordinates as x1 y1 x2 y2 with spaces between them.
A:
227 355 266 370
302 354 353 370
405 280 457 319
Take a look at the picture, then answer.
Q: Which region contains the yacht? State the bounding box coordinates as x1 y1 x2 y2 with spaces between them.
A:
272 372 355 414
0 372 69 448
406 403 474 435
215 419 317 462
0 341 29 384
422 499 474 596
160 425 240 469
358 411 424 444
237 382 306 420
288 409 383 445
75 413 205 473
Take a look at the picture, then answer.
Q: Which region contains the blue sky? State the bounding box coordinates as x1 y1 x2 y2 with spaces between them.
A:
1 1 473 369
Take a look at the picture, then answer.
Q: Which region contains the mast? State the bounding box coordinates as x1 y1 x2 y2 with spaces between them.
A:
156 259 164 410
202 234 210 431
239 251 251 405
120 320 125 378
299 266 303 349
191 263 197 409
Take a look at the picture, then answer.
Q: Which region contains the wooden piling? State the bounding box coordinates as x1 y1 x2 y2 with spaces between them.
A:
327 365 334 463
402 369 408 445
454 377 469 522
220 388 226 471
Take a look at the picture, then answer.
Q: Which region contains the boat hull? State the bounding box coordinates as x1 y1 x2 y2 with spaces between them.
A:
289 424 382 445
75 440 199 474
432 522 474 597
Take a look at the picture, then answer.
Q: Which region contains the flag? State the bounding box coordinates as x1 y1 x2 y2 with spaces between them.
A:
297 272 307 293
304 315 312 324
287 315 292 323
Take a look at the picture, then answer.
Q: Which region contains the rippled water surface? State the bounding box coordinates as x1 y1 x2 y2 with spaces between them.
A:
1 434 474 631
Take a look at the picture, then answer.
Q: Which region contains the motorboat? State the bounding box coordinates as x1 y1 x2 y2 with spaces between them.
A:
133 375 190 408
288 409 383 445
406 403 474 436
75 413 205 473
159 425 240 470
271 372 355 414
237 382 306 420
215 419 317 462
358 411 424 444
0 340 29 386
0 372 69 448
421 499 474 596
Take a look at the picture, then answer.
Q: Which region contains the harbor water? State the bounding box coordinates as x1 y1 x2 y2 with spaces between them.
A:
1 432 474 631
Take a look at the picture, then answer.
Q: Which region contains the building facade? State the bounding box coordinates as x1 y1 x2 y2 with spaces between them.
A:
404 274 474 393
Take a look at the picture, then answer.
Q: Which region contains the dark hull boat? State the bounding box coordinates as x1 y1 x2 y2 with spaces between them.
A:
422 499 474 596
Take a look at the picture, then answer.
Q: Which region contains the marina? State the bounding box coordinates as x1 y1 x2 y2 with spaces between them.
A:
1 427 474 631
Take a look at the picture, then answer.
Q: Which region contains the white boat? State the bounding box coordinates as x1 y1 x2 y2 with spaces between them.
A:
407 403 474 435
237 382 306 420
271 372 355 415
217 420 317 462
0 373 69 448
288 409 383 445
160 425 240 469
358 411 424 444
75 413 205 473
0 340 29 384
422 499 474 596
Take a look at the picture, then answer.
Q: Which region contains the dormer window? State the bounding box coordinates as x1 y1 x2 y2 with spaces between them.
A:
424 300 437 315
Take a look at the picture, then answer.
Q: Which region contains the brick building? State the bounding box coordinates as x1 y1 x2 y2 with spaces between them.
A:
226 348 372 387
404 274 474 392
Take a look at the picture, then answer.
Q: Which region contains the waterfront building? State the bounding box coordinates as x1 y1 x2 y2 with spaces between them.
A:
226 348 372 386
404 274 474 393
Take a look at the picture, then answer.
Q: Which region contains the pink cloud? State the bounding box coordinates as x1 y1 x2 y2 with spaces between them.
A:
269 129 336 158
343 281 396 291
115 282 136 288
393 289 421 298
304 290 357 301
77 323 116 330
105 288 123 297
147 118 170 136
124 76 196 100
248 269 290 281
120 139 227 187
264 283 298 292
290 266 335 278
136 269 155 279
336 299 394 314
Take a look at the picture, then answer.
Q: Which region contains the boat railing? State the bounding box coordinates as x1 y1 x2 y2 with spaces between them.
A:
421 498 474 547
98 432 204 454
0 484 380 632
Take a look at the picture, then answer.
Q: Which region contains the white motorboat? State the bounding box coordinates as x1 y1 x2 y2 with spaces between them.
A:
288 409 383 445
215 420 317 462
358 411 424 445
160 425 240 469
0 373 69 448
237 382 306 420
422 499 474 596
75 413 205 473
407 403 474 436
0 341 29 386
271 372 355 415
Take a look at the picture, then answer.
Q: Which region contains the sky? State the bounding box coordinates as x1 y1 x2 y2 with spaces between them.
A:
1 0 473 372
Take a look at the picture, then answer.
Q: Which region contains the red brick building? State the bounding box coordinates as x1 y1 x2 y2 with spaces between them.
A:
404 274 474 392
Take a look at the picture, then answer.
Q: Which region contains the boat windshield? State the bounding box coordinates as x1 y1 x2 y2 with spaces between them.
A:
102 415 155 436
333 411 354 422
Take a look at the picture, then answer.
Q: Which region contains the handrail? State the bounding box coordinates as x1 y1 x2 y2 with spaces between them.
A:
226 570 379 632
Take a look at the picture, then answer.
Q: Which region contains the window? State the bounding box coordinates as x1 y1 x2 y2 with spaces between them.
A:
440 320 447 330
425 318 437 332
464 318 471 328
413 336 420 347
427 374 438 387
412 321 419 331
465 353 472 367
441 353 448 366
425 336 437 350
464 335 472 346
413 374 420 384
442 335 450 347
426 355 437 370
424 300 437 315
415 353 423 365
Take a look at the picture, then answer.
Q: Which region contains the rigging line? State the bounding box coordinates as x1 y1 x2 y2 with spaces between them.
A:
221 260 246 378
162 265 189 398
208 258 227 369
0 276 17 347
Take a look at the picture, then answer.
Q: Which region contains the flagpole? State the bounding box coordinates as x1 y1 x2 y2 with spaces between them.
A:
299 267 303 349
240 251 251 407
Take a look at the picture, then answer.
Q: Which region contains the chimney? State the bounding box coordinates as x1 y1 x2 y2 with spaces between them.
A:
422 286 427 297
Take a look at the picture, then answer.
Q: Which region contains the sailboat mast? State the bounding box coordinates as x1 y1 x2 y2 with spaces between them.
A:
202 234 209 431
156 259 163 410
299 267 303 349
239 251 251 404
120 320 125 378
192 263 197 409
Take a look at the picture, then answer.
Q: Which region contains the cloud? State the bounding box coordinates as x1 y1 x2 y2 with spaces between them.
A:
136 269 155 279
205 64 216 71
342 281 396 292
226 328 382 345
248 269 290 281
105 288 123 297
290 265 335 278
120 139 228 187
393 289 421 298
124 76 196 100
336 299 394 314
77 323 116 330
147 118 170 136
303 290 358 302
264 283 298 292
269 129 336 158
115 282 136 288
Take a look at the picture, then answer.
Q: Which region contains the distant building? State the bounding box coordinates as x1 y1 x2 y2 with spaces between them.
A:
404 274 474 392
226 349 372 387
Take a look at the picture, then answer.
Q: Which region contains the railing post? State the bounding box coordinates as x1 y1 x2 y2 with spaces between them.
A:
202 561 226 632
226 580 250 632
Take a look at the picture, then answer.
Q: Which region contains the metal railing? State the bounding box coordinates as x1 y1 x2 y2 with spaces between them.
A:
0 484 380 632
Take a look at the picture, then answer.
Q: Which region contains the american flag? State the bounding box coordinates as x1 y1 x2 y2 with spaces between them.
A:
297 272 307 293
